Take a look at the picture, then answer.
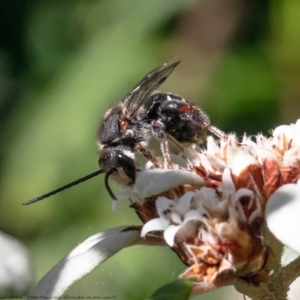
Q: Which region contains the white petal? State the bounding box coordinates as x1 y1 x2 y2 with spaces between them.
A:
184 144 202 159
221 168 236 193
170 212 182 224
220 134 238 150
256 134 270 148
283 148 300 167
242 135 258 149
144 159 157 171
183 209 203 223
233 188 254 205
273 125 293 139
248 195 262 224
111 200 118 212
200 226 218 244
31 226 140 297
156 197 174 217
198 153 216 172
164 225 181 247
135 169 204 198
199 186 218 200
175 191 196 215
206 136 220 154
190 191 206 211
228 147 258 176
266 184 300 253
199 187 227 212
117 185 141 200
113 185 142 211
233 200 247 222
227 198 239 221
118 185 134 197
141 218 170 237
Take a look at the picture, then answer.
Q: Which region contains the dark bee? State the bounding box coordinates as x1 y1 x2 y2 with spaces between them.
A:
23 59 227 205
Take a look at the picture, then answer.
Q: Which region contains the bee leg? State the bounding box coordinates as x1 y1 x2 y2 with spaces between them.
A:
150 120 172 169
160 137 172 169
166 133 184 152
136 143 160 168
207 125 228 140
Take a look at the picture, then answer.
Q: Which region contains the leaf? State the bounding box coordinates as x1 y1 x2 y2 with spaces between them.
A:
135 169 204 198
29 226 140 297
266 183 300 253
147 280 193 300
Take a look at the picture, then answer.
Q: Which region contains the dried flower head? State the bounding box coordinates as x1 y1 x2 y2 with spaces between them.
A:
116 119 300 289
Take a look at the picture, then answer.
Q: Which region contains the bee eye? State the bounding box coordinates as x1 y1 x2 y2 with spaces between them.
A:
116 152 136 182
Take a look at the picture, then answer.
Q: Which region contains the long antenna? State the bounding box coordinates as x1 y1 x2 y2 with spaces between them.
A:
23 169 105 205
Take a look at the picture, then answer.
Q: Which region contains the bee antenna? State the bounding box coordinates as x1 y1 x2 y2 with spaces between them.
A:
105 168 118 200
22 169 105 205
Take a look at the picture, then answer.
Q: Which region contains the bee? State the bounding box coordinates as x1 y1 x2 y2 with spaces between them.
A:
23 59 227 205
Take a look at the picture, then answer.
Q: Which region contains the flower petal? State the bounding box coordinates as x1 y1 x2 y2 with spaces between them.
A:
233 188 254 202
156 197 174 217
175 191 196 215
183 209 203 223
141 218 170 237
170 212 182 224
221 168 236 193
164 225 181 247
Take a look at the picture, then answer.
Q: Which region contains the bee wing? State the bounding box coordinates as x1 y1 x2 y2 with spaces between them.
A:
123 58 180 118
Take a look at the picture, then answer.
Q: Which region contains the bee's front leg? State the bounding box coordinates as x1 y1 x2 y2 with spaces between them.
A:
150 120 172 169
135 143 161 168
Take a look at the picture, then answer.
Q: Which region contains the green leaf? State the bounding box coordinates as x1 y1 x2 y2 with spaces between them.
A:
147 280 193 300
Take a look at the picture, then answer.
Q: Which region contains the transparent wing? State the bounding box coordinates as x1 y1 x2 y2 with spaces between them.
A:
123 58 180 118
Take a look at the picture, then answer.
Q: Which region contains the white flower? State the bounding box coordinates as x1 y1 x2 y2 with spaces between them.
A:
141 192 205 246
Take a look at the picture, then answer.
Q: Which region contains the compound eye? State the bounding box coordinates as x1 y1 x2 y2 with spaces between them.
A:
116 152 136 183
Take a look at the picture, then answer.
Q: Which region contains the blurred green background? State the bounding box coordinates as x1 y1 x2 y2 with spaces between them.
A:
0 0 299 299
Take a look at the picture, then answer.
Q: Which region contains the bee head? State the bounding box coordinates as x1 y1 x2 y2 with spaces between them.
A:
98 148 136 186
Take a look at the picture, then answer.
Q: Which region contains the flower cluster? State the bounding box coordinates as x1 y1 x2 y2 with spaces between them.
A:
117 119 300 285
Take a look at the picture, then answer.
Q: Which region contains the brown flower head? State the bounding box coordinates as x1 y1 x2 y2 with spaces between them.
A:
116 119 300 287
